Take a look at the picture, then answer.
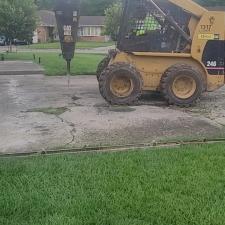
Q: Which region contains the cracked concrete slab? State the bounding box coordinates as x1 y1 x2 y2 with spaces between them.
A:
0 75 225 154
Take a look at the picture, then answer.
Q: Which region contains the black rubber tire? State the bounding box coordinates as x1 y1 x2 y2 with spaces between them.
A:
96 56 110 81
160 64 204 107
99 63 143 105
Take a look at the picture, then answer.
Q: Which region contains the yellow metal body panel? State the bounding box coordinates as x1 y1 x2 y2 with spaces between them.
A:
191 11 225 91
188 17 199 39
169 0 207 18
111 52 206 91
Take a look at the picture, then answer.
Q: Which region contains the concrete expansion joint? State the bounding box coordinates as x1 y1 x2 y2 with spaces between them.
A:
56 114 76 145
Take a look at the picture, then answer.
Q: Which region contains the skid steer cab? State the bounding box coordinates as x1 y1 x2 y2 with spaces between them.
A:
97 0 225 107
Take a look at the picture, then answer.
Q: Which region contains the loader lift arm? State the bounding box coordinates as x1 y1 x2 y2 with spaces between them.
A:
169 0 207 18
147 0 192 43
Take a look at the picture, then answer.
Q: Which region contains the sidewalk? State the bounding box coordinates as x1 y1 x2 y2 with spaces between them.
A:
0 45 114 54
0 61 44 75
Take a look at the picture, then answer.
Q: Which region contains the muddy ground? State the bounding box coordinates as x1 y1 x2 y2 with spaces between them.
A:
0 75 225 154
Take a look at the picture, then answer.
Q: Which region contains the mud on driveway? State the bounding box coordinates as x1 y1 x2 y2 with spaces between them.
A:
0 75 225 154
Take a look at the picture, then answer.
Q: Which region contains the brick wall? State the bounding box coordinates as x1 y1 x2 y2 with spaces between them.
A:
37 26 54 43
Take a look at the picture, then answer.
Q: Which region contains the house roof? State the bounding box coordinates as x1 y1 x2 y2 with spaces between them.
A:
37 10 105 27
38 10 56 27
79 16 105 26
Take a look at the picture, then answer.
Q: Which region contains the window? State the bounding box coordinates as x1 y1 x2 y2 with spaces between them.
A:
79 26 102 36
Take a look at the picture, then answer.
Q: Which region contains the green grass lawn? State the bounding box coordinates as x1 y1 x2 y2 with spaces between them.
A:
22 41 115 49
1 144 225 225
3 52 105 75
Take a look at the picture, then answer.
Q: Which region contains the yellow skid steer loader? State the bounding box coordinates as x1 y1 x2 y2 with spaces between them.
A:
97 0 225 106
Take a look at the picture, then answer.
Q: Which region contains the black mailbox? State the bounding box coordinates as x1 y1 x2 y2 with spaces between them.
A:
54 0 80 64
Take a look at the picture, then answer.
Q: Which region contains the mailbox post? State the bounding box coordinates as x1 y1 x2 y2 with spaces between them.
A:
54 0 80 86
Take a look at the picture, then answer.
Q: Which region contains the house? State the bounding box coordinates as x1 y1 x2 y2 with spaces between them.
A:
34 10 56 43
78 16 108 41
33 10 108 43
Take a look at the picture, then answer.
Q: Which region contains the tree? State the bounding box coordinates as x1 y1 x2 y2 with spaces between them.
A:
81 0 118 16
35 0 56 10
35 0 118 15
0 0 37 49
104 2 122 41
35 0 225 15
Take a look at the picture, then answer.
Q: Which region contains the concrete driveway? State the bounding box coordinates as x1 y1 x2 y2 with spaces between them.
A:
1 74 225 154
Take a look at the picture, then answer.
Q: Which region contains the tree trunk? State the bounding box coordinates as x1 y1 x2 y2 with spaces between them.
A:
9 40 12 52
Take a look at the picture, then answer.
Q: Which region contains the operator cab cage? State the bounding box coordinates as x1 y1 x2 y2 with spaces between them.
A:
117 0 192 53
